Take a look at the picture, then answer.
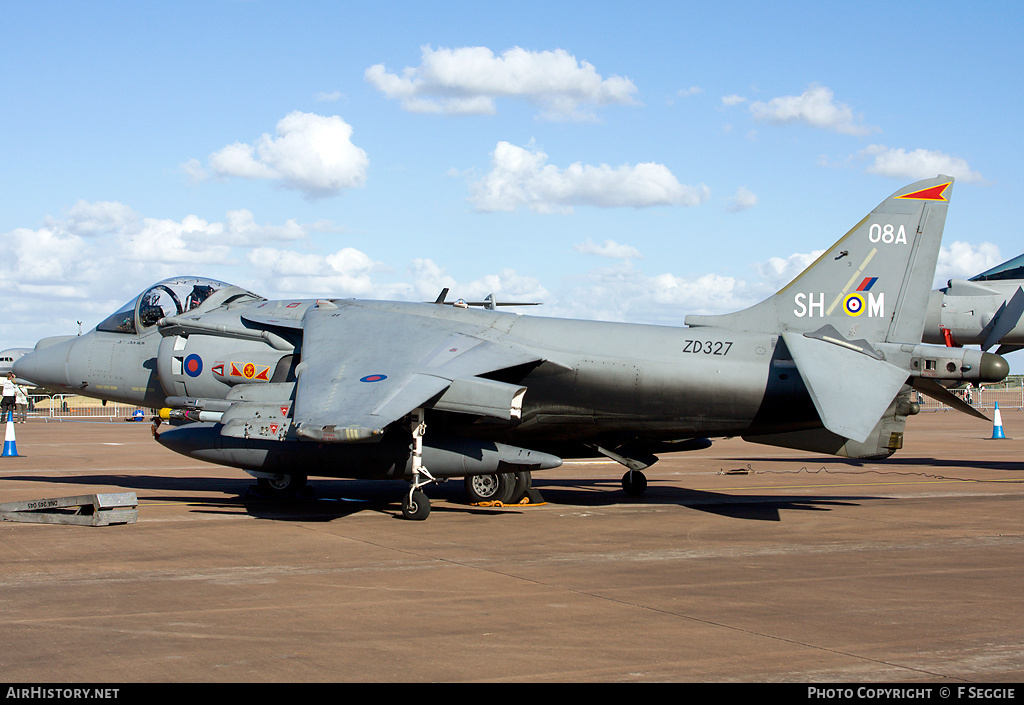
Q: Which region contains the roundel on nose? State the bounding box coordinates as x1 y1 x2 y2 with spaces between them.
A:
184 354 203 377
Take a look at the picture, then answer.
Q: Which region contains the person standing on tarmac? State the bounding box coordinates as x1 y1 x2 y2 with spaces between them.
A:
14 383 28 423
1 373 16 421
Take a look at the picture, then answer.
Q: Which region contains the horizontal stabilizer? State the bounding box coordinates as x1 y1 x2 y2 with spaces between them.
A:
982 286 1024 351
783 331 909 443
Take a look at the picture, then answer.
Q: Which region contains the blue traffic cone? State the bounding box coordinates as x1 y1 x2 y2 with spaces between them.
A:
2 411 19 457
990 402 1007 440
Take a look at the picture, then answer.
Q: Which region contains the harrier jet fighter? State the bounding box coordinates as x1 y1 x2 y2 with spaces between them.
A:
925 252 1024 354
14 175 1008 519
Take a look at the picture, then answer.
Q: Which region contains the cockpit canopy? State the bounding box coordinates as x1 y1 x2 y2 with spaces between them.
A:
96 277 259 335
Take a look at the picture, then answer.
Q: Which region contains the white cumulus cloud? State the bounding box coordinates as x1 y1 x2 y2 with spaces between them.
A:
59 200 139 236
546 260 753 324
749 84 877 136
936 241 1003 285
0 202 329 311
200 111 369 199
247 246 386 297
727 186 758 212
398 259 549 304
860 145 983 183
469 141 709 213
755 250 825 292
574 239 642 259
366 46 638 121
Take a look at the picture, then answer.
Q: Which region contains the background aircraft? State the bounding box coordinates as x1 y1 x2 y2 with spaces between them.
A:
925 253 1024 355
0 348 33 386
14 175 1008 520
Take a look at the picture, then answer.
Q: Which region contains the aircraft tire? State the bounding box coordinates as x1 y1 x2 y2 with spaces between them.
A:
256 473 308 498
464 472 516 504
621 470 647 496
402 489 431 520
508 470 532 504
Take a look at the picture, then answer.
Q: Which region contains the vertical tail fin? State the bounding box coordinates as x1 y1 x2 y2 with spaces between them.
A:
686 175 954 345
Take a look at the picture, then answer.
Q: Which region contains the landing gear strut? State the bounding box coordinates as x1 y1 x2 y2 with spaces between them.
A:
402 408 435 520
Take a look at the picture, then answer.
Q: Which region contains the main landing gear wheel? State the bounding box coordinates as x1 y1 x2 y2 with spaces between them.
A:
621 470 647 496
402 489 431 521
464 471 532 505
257 473 308 498
509 470 532 503
464 472 516 504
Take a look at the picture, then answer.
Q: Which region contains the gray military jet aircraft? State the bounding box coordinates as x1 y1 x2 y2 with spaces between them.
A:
924 252 1024 354
14 175 1008 519
0 348 34 386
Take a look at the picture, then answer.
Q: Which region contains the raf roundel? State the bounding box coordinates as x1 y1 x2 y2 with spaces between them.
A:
360 374 388 383
184 354 203 377
843 293 865 317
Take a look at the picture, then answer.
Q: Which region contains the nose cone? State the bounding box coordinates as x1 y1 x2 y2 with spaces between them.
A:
979 352 1010 384
12 336 76 390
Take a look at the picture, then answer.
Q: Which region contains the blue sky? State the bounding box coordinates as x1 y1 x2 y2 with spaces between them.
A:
2 1 1022 367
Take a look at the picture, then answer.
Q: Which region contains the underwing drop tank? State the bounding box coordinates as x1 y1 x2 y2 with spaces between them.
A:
155 422 562 481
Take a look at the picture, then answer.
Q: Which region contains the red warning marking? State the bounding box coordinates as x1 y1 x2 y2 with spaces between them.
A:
895 182 951 201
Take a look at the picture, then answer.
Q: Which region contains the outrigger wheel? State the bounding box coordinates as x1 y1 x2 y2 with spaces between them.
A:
256 473 308 497
621 469 647 496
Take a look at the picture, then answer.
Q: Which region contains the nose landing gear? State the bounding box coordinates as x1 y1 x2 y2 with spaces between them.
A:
402 408 434 520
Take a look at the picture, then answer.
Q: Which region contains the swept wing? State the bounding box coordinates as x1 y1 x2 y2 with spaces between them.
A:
290 301 542 442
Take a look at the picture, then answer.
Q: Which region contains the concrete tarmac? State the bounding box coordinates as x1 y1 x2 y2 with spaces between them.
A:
0 411 1021 683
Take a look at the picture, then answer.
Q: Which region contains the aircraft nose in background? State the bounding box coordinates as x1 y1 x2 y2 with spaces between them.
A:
12 336 76 389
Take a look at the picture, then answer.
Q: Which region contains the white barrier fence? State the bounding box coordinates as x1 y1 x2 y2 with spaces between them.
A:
918 386 1024 413
21 395 152 422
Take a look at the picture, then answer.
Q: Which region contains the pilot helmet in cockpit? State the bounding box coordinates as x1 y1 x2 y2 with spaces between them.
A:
138 291 167 327
186 285 216 311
